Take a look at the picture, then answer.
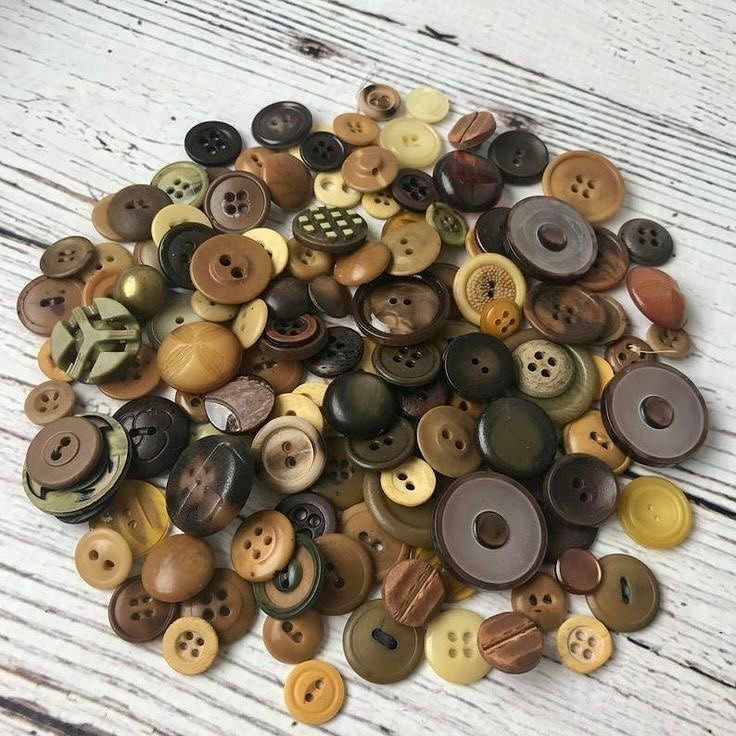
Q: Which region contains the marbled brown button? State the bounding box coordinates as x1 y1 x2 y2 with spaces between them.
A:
626 266 686 329
315 533 374 615
204 171 270 233
341 145 399 193
382 559 445 627
605 335 656 372
555 548 602 594
263 610 324 663
511 572 568 632
308 275 351 318
261 153 313 210
524 283 605 344
107 185 171 242
357 83 401 120
17 276 83 336
334 241 391 286
577 227 630 291
259 314 327 362
204 375 274 434
108 576 178 643
477 612 544 673
448 111 496 150
397 377 450 421
433 151 504 211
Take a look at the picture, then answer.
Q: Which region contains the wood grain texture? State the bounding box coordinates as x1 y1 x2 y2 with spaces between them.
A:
0 1 734 735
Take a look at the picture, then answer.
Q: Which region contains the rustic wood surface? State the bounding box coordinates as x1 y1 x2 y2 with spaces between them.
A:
0 1 734 734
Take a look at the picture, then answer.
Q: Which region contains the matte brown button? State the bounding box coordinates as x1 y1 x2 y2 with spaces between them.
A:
308 275 351 318
341 145 399 193
287 237 333 280
605 335 656 372
619 218 674 266
646 324 690 359
231 510 296 582
40 236 95 278
235 146 275 176
334 240 391 286
263 610 324 663
577 227 629 291
204 172 270 233
17 275 83 336
383 222 441 276
240 344 303 395
626 266 686 329
524 283 605 344
204 375 274 434
315 533 374 615
107 184 171 242
98 344 160 400
544 513 598 566
357 83 401 120
511 572 568 632
108 576 178 643
416 405 481 478
180 568 256 644
261 153 313 210
555 548 602 594
345 417 415 472
381 558 445 627
477 612 544 674
141 534 215 603
80 242 134 279
74 528 133 589
586 554 659 632
24 380 75 425
448 111 496 150
313 437 365 511
372 342 441 387
333 112 380 146
595 294 629 345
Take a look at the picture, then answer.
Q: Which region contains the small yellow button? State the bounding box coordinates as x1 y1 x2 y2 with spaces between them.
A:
618 476 692 548
293 381 328 407
425 609 490 684
151 204 211 246
563 410 630 474
379 117 442 168
406 86 450 123
245 227 288 276
479 298 521 339
163 617 219 675
557 615 612 674
592 354 614 401
232 299 268 349
271 393 325 434
284 659 345 725
380 457 436 507
361 190 401 219
313 171 361 208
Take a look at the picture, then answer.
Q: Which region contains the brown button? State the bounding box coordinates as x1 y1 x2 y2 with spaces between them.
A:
524 283 605 344
189 234 272 304
108 576 178 643
261 153 313 210
40 236 95 278
24 380 75 425
235 146 276 176
562 409 630 474
203 375 274 434
605 335 656 372
107 184 172 242
341 145 399 193
333 113 380 146
313 437 365 511
314 533 373 615
577 227 630 291
81 269 118 306
239 345 303 394
477 612 544 674
308 275 351 318
292 205 368 255
555 548 602 594
91 194 124 241
595 294 629 345
17 275 83 336
231 510 296 582
141 534 215 603
180 568 256 644
287 237 333 280
175 391 208 423
157 322 241 394
381 559 445 627
511 572 568 632
334 240 391 286
99 345 160 400
74 528 133 589
383 222 441 276
263 609 324 663
448 111 496 150
381 210 425 238
416 405 481 478
357 83 401 120
80 242 134 279
162 616 219 675
204 172 270 233
626 266 686 329
646 324 690 359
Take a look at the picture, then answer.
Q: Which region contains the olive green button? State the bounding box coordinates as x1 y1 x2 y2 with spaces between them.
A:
426 202 468 246
151 161 208 208
425 609 490 684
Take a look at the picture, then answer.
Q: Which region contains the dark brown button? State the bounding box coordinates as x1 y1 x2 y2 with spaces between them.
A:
299 131 349 172
263 609 324 663
595 295 629 345
577 227 630 291
261 153 312 210
433 151 503 211
626 266 686 329
489 131 549 185
555 548 602 594
390 169 439 211
263 276 311 319
372 342 441 387
524 283 605 344
544 454 618 528
107 185 171 241
341 145 399 193
586 554 659 632
305 326 363 377
416 405 481 478
308 275 351 318
397 377 450 421
158 222 216 290
185 120 242 165
334 241 391 286
275 492 337 539
180 568 256 644
203 375 274 434
345 417 415 471
17 276 83 336
260 314 327 361
108 576 178 643
313 437 365 511
511 572 568 631
433 471 547 590
204 172 270 233
448 111 496 150
477 612 544 673
443 332 515 401
619 218 674 266
40 236 95 278
382 559 445 627
292 205 368 254
315 533 374 615
474 207 509 254
357 84 401 120
426 262 460 319
601 362 708 466
251 101 312 149
544 511 598 565
605 335 657 372
239 345 303 394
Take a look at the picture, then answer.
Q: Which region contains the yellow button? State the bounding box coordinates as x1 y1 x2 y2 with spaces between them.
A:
411 547 474 603
563 410 630 474
380 457 436 507
361 190 401 219
557 615 612 674
74 528 133 589
271 393 325 434
617 476 692 549
592 354 614 401
293 381 328 407
284 660 345 726
479 298 521 339
406 86 450 123
163 617 219 675
379 117 442 168
425 609 490 684
232 299 268 349
190 291 239 322
245 227 288 276
151 204 211 246
313 171 361 208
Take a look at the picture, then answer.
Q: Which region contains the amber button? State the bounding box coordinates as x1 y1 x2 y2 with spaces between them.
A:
563 409 630 474
17 275 83 336
511 572 568 632
284 660 345 726
263 609 324 663
557 615 612 674
81 269 117 306
626 266 686 330
416 405 481 478
334 240 391 286
592 355 614 400
333 112 379 146
24 380 75 425
162 616 219 675
480 298 521 339
99 345 160 400
108 576 178 643
341 145 399 193
433 151 503 211
204 171 270 233
74 528 133 589
555 548 602 594
231 510 296 582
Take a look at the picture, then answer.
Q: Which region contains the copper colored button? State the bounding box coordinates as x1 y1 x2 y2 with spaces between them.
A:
261 153 313 210
74 528 133 589
24 381 75 425
17 275 83 336
40 236 95 278
341 145 399 193
263 609 324 663
358 83 401 120
235 146 276 177
381 558 445 627
334 241 391 286
204 172 270 233
605 335 656 373
333 112 380 146
108 576 178 643
231 510 296 582
416 405 481 478
524 283 605 344
240 345 303 395
511 572 568 632
555 548 602 594
626 266 686 329
477 612 544 674
315 533 373 615
448 111 496 150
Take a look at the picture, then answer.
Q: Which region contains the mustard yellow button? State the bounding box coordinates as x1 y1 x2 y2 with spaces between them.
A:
617 476 692 549
379 117 442 168
406 86 450 123
563 410 630 474
313 171 361 208
380 457 436 507
557 615 612 674
151 204 211 246
284 659 345 726
271 393 325 434
245 227 288 276
74 528 133 589
592 354 614 401
425 609 490 684
361 190 401 219
293 381 328 408
232 299 268 349
163 616 219 675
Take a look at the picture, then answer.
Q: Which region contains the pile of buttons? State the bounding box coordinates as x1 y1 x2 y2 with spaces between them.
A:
17 82 706 725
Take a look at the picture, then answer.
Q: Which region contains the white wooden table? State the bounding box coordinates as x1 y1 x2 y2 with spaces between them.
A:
1 1 734 734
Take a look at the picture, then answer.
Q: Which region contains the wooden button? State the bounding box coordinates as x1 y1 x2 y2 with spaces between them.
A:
293 205 368 254
563 409 630 474
380 457 436 507
489 130 548 184
646 325 690 359
315 533 373 615
605 335 656 373
594 294 628 345
477 611 544 673
555 548 602 594
234 146 275 177
306 326 364 378
341 145 399 193
512 339 575 399
334 241 391 286
380 117 441 168
416 405 481 478
40 236 95 278
17 275 83 336
382 559 445 627
443 332 515 401
557 615 612 674
287 237 333 280
626 266 686 329
577 227 630 291
283 660 344 726
313 437 365 511
448 111 496 149
24 380 75 425
204 375 274 434
333 112 379 146
232 298 268 349
263 609 324 663
162 616 219 675
619 218 674 265
432 151 503 211
361 190 400 219
511 572 568 632
261 153 312 210
313 171 361 208
74 528 133 589
99 345 160 400
425 609 490 684
524 283 605 344
358 83 401 120
239 344 303 395
231 510 296 582
108 576 178 643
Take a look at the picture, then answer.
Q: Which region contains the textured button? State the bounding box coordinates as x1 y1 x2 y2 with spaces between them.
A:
433 150 503 211
151 160 208 208
231 510 295 582
232 298 268 349
619 218 674 265
379 117 442 168
390 169 439 211
283 660 344 726
490 130 549 185
511 572 568 632
646 325 690 359
276 492 337 540
312 171 361 208
563 410 630 474
577 227 630 291
333 112 379 146
443 332 515 401
617 475 692 548
40 236 95 278
204 172 271 234
158 222 215 290
108 576 178 643
448 111 496 149
334 240 391 286
346 417 415 472
475 207 509 254
372 342 441 387
74 528 133 589
252 101 312 149
315 533 373 615
543 150 626 223
416 405 481 478
426 202 468 247
17 275 83 336
107 184 171 242
299 132 348 172
605 335 656 373
477 611 544 674
24 380 75 426
380 457 436 507
292 205 368 254
203 375 274 434
162 616 219 675
382 558 445 627
479 298 521 339
512 339 575 399
555 548 602 594
361 190 400 219
425 609 490 684
557 615 612 674
627 266 686 329
263 609 324 663
358 83 401 120
185 121 241 166
151 203 212 247
342 145 399 193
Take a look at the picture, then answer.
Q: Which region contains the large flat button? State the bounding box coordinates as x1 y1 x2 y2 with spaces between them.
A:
231 510 295 582
524 283 605 344
425 609 490 684
379 457 436 507
17 276 83 336
315 533 373 615
416 405 481 478
108 576 178 643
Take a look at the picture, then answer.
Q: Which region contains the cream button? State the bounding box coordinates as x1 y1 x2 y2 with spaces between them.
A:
379 117 442 168
425 608 490 684
406 86 450 123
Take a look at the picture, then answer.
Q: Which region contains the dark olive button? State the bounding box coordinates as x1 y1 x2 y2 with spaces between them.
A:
601 362 708 466
433 471 547 589
524 283 605 344
432 151 504 211
577 227 630 292
477 397 557 478
113 396 190 479
543 510 598 565
292 205 368 254
618 218 674 266
107 185 171 242
308 275 351 318
372 342 441 387
586 554 659 632
185 121 242 166
276 491 337 539
204 171 270 234
488 130 549 185
323 371 397 440
442 332 514 401
158 222 216 290
343 599 424 684
605 335 656 372
305 326 364 378
474 207 509 254
259 314 328 361
263 277 311 319
397 376 450 420
346 417 415 471
40 236 95 278
108 576 178 643
426 202 468 247
17 276 83 336
390 169 439 211
251 101 312 149
203 375 275 434
299 131 348 172
543 454 618 528
555 548 602 594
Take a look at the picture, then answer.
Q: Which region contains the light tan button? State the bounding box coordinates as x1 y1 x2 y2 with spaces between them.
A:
133 239 162 271
37 339 72 382
232 299 268 349
175 391 208 423
405 86 450 123
271 393 325 433
190 291 239 322
81 269 118 306
646 324 691 359
91 194 123 241
563 409 630 474
384 222 441 276
287 237 333 280
99 345 160 400
150 204 211 246
231 510 296 582
284 659 345 726
24 381 75 425
341 145 399 193
381 210 425 239
380 458 436 507
592 355 614 401
454 253 527 325
313 171 362 208
361 190 401 219
263 610 324 664
556 615 612 674
293 381 328 407
162 616 219 675
333 112 380 146
416 405 481 478
543 151 626 224
379 117 442 168
80 242 133 280
244 228 288 277
512 339 575 399
74 528 133 589
89 479 169 558
424 609 490 684
235 146 276 177
465 224 481 257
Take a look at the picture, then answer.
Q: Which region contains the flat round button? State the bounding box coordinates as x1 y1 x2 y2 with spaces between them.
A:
619 218 674 265
577 227 629 291
416 405 481 478
405 85 449 122
239 344 303 395
185 121 242 166
543 150 626 223
477 611 544 674
372 342 441 387
24 380 75 425
79 242 134 279
512 339 575 399
107 184 171 242
263 609 324 663
384 222 441 276
587 554 660 632
361 191 400 219
252 101 312 149
617 475 692 548
315 533 373 615
203 375 274 434
524 283 605 344
379 117 442 168
231 510 295 582
18 275 83 336
433 150 503 211
563 409 630 474
284 660 344 726
345 417 416 472
358 83 401 120
489 130 549 184
175 391 207 423
157 223 214 289
232 298 268 349
627 266 686 330
299 131 348 172
191 291 238 322
108 576 178 643
91 195 123 240
81 270 117 306
425 609 490 684
511 572 568 632
343 599 423 683
276 492 337 540
312 171 361 208
292 205 368 254
305 326 364 378
235 146 275 176
557 615 612 674
162 616 219 675
646 325 690 359
74 528 133 589
40 236 94 278
443 332 515 401
380 457 436 507
475 207 509 254
605 335 656 373
204 172 270 234
333 112 379 146
480 298 521 339
151 160 208 208
390 169 439 212
555 548 602 594
342 145 399 193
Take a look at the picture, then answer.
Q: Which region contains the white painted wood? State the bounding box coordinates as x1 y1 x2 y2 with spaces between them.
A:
0 1 734 734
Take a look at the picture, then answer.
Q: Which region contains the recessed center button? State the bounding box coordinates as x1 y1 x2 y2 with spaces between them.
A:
474 511 509 549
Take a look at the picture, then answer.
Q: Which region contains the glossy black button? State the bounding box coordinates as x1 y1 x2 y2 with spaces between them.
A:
184 121 242 167
158 222 216 290
432 150 503 212
113 396 190 479
346 417 416 471
263 277 312 319
323 372 398 440
252 101 312 149
305 326 364 378
477 397 557 478
488 130 549 185
475 207 509 254
275 491 337 539
618 218 674 266
372 342 441 387
396 377 450 420
442 332 514 401
299 132 348 172
390 169 439 211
